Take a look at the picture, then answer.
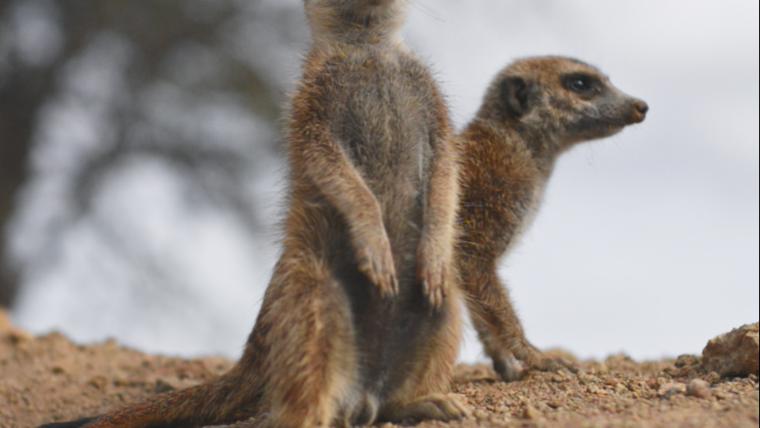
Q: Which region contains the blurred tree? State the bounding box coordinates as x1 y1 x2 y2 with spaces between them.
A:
0 0 305 307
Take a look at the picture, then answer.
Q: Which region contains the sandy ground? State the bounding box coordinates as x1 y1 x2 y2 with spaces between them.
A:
1 313 757 428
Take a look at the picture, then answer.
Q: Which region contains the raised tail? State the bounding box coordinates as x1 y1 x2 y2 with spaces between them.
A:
38 363 262 428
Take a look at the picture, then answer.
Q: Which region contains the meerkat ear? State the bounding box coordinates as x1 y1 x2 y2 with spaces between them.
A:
500 76 535 118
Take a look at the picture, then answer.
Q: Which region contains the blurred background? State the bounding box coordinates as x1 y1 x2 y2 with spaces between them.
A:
0 0 757 363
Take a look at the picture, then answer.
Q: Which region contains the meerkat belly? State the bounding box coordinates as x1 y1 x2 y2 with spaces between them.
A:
326 61 441 398
330 64 432 279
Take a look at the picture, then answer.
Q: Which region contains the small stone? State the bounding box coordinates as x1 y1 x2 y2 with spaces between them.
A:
473 410 489 420
578 373 595 385
615 383 629 395
675 354 700 368
88 376 108 391
704 371 722 385
522 404 540 420
686 379 712 399
658 382 686 399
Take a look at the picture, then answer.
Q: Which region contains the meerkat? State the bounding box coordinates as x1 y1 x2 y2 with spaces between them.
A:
41 1 467 427
457 56 648 381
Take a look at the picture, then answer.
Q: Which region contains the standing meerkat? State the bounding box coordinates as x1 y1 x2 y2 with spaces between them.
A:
41 0 466 427
457 56 648 381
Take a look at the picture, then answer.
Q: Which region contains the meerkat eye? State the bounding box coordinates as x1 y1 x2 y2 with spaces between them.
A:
563 74 597 94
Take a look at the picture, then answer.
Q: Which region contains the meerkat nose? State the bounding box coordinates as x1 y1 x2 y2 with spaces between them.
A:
634 100 649 116
629 99 649 123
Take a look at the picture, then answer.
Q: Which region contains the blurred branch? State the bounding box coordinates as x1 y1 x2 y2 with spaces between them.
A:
0 0 94 306
0 0 298 306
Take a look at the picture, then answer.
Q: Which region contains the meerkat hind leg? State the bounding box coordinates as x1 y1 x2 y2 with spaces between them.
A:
257 252 358 428
380 293 469 423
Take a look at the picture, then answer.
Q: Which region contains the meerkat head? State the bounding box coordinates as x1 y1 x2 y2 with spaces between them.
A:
304 0 408 45
478 56 648 150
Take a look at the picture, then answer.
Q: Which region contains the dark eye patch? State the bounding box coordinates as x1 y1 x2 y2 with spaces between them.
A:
562 73 600 94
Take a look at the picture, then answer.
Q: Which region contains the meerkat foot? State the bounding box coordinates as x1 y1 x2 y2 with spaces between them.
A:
337 393 379 427
493 345 578 382
515 343 578 374
354 229 399 298
534 355 579 374
492 353 527 382
383 394 471 423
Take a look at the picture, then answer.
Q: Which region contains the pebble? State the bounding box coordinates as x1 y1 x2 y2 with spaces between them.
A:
704 371 721 384
88 376 108 391
658 382 686 399
615 383 629 395
686 379 712 399
675 354 700 368
473 409 490 420
522 404 541 420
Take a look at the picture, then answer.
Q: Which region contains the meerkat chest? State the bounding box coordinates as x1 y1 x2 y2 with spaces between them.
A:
504 177 547 255
325 52 436 189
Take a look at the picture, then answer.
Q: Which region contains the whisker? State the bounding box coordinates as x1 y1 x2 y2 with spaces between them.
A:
411 0 445 23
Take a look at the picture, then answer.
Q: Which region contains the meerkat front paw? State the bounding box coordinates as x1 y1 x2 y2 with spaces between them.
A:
416 236 452 310
354 227 399 298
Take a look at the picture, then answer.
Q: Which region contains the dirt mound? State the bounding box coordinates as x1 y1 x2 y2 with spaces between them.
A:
1 314 757 428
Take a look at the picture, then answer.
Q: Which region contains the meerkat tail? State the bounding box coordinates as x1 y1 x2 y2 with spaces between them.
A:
38 364 259 428
38 418 97 428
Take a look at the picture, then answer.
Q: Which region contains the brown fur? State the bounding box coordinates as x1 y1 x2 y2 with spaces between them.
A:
457 56 648 381
41 1 466 427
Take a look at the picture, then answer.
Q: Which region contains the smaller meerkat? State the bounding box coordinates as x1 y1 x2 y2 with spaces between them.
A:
457 56 648 381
